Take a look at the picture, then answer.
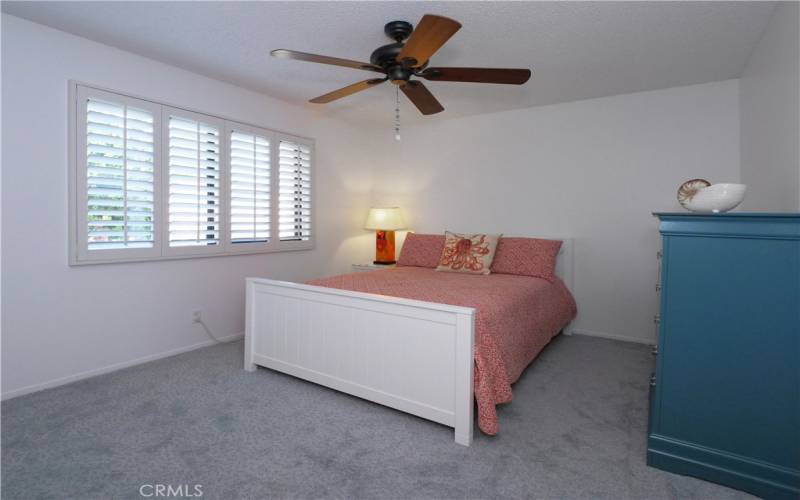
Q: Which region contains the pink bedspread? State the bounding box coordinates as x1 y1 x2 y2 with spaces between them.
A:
306 266 577 435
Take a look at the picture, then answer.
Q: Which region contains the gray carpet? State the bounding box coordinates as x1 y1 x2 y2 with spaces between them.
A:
2 335 752 500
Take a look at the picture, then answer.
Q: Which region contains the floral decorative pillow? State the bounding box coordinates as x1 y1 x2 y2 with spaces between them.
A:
397 233 445 268
435 231 501 275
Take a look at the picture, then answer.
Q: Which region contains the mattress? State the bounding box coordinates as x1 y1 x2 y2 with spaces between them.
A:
307 266 577 435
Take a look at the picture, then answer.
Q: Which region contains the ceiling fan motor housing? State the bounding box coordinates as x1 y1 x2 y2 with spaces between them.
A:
370 42 404 67
370 43 420 84
371 20 421 79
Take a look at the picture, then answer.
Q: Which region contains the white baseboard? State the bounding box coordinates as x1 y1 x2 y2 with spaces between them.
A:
1 332 244 401
571 328 654 345
2 328 648 400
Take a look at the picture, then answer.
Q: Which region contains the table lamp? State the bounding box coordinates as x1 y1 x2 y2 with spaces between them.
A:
364 207 406 265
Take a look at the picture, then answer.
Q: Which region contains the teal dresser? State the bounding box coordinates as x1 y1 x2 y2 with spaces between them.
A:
649 213 799 499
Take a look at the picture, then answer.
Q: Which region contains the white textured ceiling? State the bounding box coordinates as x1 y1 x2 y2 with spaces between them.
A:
3 1 776 124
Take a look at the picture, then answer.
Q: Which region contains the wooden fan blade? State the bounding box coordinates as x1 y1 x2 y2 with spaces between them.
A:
271 49 383 73
400 81 444 115
309 79 386 104
419 67 531 85
397 15 461 68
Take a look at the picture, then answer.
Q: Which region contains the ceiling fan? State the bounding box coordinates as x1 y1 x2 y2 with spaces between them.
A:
271 14 532 115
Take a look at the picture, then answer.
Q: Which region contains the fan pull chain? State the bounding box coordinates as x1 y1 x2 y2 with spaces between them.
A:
394 86 401 142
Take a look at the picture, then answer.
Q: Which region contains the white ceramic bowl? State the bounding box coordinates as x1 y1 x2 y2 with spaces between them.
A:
683 183 747 213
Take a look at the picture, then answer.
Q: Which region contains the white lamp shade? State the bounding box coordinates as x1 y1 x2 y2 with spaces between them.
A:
364 207 405 230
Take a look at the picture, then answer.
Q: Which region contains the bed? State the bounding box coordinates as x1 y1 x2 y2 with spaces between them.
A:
244 237 576 446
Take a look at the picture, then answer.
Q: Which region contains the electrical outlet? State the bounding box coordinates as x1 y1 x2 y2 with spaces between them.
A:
192 310 202 323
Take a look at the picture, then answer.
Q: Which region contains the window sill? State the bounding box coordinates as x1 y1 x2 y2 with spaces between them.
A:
69 243 314 266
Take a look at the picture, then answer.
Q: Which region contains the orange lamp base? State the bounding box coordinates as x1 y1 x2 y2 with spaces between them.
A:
374 230 396 265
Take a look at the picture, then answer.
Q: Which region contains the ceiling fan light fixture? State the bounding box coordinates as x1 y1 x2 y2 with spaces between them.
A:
387 65 411 85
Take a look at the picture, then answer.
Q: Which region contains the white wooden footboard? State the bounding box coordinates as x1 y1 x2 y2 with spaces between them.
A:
244 278 476 446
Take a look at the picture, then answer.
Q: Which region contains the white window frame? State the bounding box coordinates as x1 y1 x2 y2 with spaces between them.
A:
69 81 315 265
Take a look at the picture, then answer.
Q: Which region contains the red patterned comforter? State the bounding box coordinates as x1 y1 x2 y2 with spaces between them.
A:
306 266 577 436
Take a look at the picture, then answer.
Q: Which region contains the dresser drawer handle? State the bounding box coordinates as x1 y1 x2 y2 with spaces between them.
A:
651 345 658 356
649 374 657 387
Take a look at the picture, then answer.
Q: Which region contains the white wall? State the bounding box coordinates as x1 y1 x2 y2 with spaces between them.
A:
1 15 376 398
372 80 741 344
739 1 800 211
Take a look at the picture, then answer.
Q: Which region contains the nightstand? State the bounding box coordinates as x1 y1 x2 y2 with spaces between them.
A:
351 263 396 273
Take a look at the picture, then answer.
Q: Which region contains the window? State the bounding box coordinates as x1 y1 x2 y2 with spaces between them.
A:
87 100 156 249
70 83 313 264
165 110 223 254
228 124 272 251
278 138 312 245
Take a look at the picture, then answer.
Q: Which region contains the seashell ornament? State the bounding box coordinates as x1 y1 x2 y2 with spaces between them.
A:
677 179 747 213
677 179 711 209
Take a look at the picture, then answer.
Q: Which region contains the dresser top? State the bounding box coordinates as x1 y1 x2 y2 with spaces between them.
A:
654 212 800 218
654 212 800 239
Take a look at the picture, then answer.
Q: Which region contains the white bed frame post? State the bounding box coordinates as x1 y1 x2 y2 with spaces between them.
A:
556 238 575 335
244 280 257 373
454 312 475 446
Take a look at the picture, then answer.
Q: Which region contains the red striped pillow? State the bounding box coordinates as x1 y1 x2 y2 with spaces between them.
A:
491 237 562 282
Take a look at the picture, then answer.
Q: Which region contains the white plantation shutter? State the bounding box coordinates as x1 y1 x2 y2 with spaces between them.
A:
71 83 315 264
85 99 156 250
166 112 222 249
229 127 271 245
278 139 312 242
